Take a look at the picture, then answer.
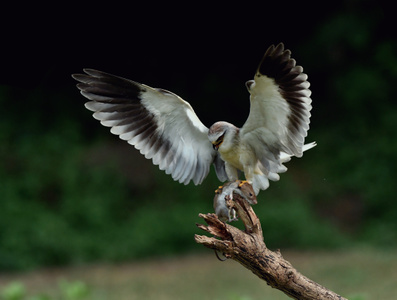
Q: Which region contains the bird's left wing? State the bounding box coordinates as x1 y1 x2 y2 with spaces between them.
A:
72 69 217 185
240 43 312 172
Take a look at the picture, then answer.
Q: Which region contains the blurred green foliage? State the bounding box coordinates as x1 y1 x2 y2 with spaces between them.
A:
0 280 89 300
300 9 397 246
1 282 25 300
1 7 397 271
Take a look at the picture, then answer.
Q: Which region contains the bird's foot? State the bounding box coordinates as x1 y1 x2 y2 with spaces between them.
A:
238 180 249 188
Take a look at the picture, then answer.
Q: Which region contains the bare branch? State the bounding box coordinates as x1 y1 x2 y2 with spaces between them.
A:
195 190 347 300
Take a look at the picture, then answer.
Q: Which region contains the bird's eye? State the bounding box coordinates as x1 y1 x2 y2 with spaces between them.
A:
216 133 225 143
249 193 253 197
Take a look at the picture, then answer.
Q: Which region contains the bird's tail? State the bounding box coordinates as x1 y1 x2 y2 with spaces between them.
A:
280 141 317 162
302 141 317 152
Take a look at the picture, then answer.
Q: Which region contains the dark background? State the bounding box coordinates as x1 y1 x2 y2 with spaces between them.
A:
1 0 396 270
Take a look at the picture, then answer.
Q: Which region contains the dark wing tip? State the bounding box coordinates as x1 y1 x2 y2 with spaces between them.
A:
71 73 85 82
72 69 145 99
82 68 108 77
257 43 310 96
272 42 285 57
257 43 297 80
71 68 100 81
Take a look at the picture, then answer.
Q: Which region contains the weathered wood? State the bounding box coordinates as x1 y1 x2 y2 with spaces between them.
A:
195 192 347 300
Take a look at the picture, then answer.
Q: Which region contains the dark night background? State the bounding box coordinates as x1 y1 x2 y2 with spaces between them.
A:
1 0 396 271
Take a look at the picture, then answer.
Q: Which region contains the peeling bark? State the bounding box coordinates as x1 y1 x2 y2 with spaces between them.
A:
195 191 347 300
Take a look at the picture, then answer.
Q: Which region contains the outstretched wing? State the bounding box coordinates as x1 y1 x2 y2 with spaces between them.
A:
240 43 312 173
72 69 217 185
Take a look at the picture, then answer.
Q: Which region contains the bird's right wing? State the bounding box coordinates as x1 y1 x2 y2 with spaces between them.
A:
240 43 313 174
72 69 219 185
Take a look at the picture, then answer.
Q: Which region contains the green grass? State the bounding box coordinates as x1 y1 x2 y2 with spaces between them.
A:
1 248 395 300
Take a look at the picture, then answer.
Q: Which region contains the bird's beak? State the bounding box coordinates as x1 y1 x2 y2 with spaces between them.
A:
212 132 225 151
212 140 222 151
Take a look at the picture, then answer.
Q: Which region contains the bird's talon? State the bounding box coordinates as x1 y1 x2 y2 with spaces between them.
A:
238 180 249 188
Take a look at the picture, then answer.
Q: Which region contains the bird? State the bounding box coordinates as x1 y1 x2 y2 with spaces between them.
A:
72 43 315 195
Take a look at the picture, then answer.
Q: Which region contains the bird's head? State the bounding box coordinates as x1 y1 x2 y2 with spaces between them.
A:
208 122 238 151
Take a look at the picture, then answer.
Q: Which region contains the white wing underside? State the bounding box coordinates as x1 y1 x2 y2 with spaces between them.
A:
73 69 218 185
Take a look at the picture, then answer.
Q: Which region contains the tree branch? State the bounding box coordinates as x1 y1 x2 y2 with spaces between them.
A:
195 191 347 300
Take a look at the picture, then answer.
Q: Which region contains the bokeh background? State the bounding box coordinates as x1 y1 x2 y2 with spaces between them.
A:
1 1 396 299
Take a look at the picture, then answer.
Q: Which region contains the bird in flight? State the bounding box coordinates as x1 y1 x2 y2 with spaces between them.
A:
72 43 315 194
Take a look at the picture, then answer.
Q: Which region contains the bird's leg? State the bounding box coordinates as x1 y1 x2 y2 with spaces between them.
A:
242 165 255 186
225 163 239 181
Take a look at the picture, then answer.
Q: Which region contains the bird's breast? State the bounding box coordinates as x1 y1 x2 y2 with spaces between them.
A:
219 146 244 170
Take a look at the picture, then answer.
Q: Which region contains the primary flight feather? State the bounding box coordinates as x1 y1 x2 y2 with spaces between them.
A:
72 43 316 194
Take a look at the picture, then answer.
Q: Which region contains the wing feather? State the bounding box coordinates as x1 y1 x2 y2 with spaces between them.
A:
241 43 313 175
72 69 216 185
